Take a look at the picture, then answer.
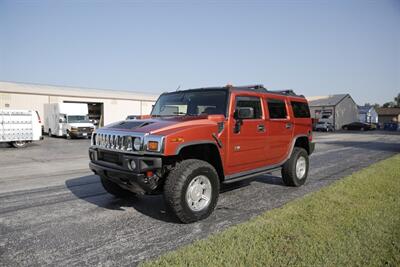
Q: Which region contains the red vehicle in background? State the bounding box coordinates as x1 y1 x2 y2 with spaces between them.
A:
89 85 315 223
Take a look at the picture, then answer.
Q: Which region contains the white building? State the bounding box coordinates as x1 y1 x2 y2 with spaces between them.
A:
358 106 378 124
0 81 159 127
307 94 358 130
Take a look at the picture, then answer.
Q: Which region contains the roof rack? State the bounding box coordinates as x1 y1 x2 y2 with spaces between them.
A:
269 90 299 96
175 84 304 98
230 85 304 98
228 84 266 91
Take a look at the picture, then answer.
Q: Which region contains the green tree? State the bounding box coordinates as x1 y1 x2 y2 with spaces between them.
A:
382 102 394 108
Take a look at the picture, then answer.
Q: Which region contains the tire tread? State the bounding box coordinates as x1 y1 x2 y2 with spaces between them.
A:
164 159 219 223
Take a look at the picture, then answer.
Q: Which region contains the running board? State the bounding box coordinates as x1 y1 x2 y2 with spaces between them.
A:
222 167 281 184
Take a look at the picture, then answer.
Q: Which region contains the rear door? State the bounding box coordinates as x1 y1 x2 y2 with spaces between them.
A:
265 97 293 163
227 95 268 173
290 100 312 135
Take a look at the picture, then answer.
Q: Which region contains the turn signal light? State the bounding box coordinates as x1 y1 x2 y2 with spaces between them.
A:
147 141 159 151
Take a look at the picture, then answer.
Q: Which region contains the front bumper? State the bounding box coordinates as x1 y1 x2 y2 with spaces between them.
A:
89 148 162 194
70 131 92 138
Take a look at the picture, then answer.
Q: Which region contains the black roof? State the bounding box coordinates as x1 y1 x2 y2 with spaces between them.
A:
172 84 305 98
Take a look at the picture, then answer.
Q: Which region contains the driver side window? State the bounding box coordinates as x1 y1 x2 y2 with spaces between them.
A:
235 96 262 119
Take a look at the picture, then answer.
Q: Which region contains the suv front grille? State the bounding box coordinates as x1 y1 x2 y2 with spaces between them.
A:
93 133 139 152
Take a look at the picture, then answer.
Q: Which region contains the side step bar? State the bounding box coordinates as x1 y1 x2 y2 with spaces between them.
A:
222 167 281 184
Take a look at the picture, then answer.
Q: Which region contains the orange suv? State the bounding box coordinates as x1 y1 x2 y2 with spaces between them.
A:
89 85 315 223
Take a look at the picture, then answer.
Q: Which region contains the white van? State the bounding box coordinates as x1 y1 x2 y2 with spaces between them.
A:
44 103 95 139
0 109 43 148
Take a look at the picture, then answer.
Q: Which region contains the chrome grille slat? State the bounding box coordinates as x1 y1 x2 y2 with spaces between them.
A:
93 132 139 152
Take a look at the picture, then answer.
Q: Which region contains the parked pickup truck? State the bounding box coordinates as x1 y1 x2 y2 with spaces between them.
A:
89 85 315 223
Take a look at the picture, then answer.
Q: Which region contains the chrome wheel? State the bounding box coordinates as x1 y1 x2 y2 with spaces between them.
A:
296 156 307 179
186 175 212 212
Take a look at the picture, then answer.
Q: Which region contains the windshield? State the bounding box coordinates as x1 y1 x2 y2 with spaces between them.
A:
67 115 91 123
151 90 228 117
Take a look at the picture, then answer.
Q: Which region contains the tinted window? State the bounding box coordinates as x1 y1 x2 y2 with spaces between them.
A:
291 101 310 118
267 99 287 119
235 96 262 119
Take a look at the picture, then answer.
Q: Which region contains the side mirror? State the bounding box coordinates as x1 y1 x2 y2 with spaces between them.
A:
234 107 254 120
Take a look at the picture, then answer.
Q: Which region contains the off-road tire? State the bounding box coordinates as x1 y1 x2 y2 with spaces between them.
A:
12 141 27 148
281 147 309 187
100 176 134 198
164 159 220 223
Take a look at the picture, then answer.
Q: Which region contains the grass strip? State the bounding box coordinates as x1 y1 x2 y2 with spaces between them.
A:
142 154 400 266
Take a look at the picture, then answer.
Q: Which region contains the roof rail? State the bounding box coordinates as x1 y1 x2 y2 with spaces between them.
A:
269 89 304 98
228 84 268 92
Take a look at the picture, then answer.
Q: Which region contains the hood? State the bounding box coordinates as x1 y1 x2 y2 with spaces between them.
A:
102 116 216 135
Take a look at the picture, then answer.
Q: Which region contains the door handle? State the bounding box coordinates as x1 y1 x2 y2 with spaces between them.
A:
257 124 266 132
285 123 292 129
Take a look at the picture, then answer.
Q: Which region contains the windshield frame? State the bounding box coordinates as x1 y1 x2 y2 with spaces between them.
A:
151 89 229 117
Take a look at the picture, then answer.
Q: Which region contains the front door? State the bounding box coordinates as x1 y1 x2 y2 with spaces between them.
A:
227 96 268 174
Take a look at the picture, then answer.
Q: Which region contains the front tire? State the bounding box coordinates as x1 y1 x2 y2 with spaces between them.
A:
164 159 220 223
281 147 309 187
100 176 134 198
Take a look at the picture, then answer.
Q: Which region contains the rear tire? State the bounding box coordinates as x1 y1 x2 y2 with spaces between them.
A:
12 141 27 148
164 159 220 223
100 176 135 198
281 147 309 187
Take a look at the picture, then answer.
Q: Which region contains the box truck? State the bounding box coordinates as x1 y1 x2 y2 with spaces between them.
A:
44 103 95 139
0 109 43 148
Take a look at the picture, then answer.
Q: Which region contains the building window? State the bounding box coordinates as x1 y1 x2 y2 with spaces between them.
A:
267 99 287 119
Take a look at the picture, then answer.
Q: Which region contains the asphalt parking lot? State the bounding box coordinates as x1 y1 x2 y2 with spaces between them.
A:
1 131 399 266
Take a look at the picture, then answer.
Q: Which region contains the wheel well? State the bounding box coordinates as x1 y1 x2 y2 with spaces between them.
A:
294 136 310 154
178 144 225 181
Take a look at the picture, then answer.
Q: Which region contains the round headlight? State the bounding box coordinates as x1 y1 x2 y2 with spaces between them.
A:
133 137 142 151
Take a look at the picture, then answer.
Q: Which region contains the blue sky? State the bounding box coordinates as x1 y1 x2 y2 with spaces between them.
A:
0 0 399 105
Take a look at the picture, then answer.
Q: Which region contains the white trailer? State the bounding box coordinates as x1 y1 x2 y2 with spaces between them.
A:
0 109 43 148
44 103 95 139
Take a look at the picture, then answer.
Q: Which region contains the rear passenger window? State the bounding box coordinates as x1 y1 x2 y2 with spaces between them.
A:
291 101 310 118
267 99 287 119
235 96 262 119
